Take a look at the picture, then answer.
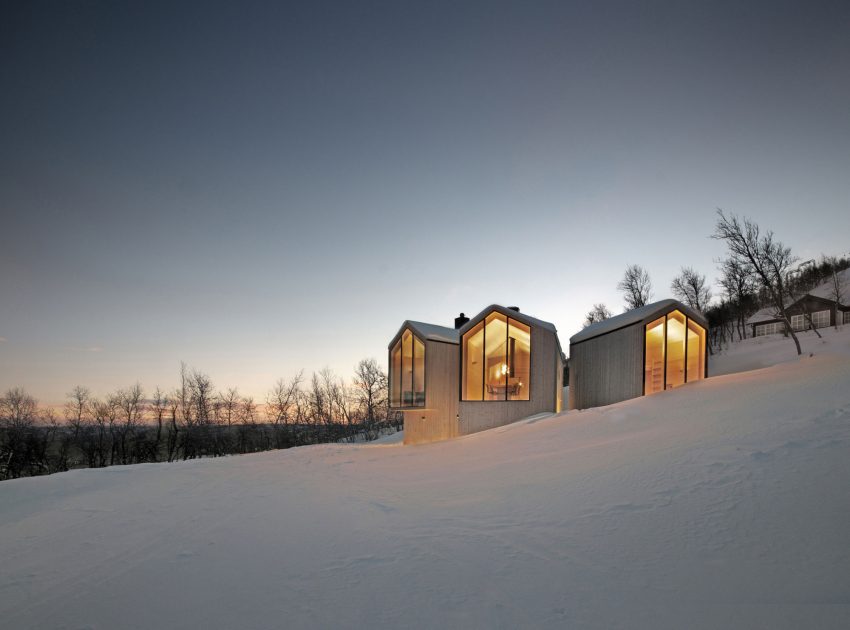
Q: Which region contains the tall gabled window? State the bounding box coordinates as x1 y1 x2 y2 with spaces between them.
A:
390 328 425 408
462 311 531 401
644 310 706 395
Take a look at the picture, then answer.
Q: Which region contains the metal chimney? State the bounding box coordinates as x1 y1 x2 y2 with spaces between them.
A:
454 312 470 329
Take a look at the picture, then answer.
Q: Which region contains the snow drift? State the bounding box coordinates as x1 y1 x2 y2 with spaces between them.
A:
1 329 849 629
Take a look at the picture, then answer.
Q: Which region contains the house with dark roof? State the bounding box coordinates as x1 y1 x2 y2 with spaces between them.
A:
568 299 708 410
747 268 850 337
389 305 564 445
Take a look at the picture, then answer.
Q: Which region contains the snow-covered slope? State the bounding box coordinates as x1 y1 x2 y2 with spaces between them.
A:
710 325 845 376
2 331 850 629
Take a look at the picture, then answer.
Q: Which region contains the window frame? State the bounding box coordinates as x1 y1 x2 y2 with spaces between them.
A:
388 328 427 409
755 321 784 337
642 310 707 396
460 311 532 403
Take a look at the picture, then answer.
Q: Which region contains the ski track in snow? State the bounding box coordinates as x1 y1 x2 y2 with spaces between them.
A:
1 328 850 629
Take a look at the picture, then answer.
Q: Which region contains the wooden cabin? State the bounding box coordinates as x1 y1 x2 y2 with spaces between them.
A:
568 299 708 410
748 269 850 336
389 306 564 445
457 305 564 436
388 320 460 445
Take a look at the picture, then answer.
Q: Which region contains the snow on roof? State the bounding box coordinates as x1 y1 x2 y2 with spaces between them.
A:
569 299 707 345
388 320 459 348
459 305 558 335
807 268 850 304
407 321 460 344
746 307 782 325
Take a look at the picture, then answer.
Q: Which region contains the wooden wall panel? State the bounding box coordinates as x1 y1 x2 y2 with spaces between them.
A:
403 340 459 445
569 325 643 410
458 327 561 436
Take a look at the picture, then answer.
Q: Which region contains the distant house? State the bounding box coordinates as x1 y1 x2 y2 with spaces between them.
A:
389 305 565 445
568 299 708 410
747 268 850 337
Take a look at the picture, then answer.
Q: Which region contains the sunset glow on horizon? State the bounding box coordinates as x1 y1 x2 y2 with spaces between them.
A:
2 0 849 406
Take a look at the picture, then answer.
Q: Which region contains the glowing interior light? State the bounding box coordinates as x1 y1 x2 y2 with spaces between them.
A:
501 364 508 375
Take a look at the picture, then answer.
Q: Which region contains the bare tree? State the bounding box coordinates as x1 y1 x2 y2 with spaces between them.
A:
0 387 39 479
267 373 302 448
583 303 612 328
352 359 388 440
218 388 240 427
718 257 757 340
712 210 802 355
671 267 712 313
786 263 823 339
113 383 145 464
618 264 653 310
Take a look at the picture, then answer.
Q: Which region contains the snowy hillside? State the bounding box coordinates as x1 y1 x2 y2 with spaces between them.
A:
2 329 850 629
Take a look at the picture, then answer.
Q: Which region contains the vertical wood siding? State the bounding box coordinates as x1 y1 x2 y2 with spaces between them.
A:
403 341 459 445
458 327 561 436
568 325 643 410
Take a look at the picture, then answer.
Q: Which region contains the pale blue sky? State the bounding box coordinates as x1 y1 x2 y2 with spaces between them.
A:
2 0 849 404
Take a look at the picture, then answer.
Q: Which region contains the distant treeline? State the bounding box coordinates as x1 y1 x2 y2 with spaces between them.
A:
0 359 400 481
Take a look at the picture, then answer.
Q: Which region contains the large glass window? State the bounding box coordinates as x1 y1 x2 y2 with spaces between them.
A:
508 319 531 401
391 340 402 406
666 310 686 389
462 321 484 401
844 311 850 325
644 310 706 395
462 312 532 401
644 316 665 395
389 328 425 408
686 319 706 382
484 312 508 400
413 336 425 406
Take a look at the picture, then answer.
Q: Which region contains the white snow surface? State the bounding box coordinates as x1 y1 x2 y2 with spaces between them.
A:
2 330 850 629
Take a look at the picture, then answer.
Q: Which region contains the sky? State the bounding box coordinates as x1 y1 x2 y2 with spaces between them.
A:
1 0 849 406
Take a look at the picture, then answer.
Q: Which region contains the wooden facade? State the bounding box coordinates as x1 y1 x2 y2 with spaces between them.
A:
569 299 708 411
402 338 459 445
568 323 643 411
390 306 565 445
458 322 563 436
750 295 848 337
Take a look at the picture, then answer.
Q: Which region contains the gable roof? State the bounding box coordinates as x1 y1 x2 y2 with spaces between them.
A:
808 268 850 305
456 304 563 360
569 299 708 345
746 307 782 325
458 304 557 336
387 320 459 349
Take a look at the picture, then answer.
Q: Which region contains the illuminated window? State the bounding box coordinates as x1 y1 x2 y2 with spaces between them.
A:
390 340 402 406
462 321 484 401
484 312 508 400
686 319 706 382
389 328 425 408
644 317 665 395
508 319 531 401
666 310 686 389
644 310 706 395
462 311 532 401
